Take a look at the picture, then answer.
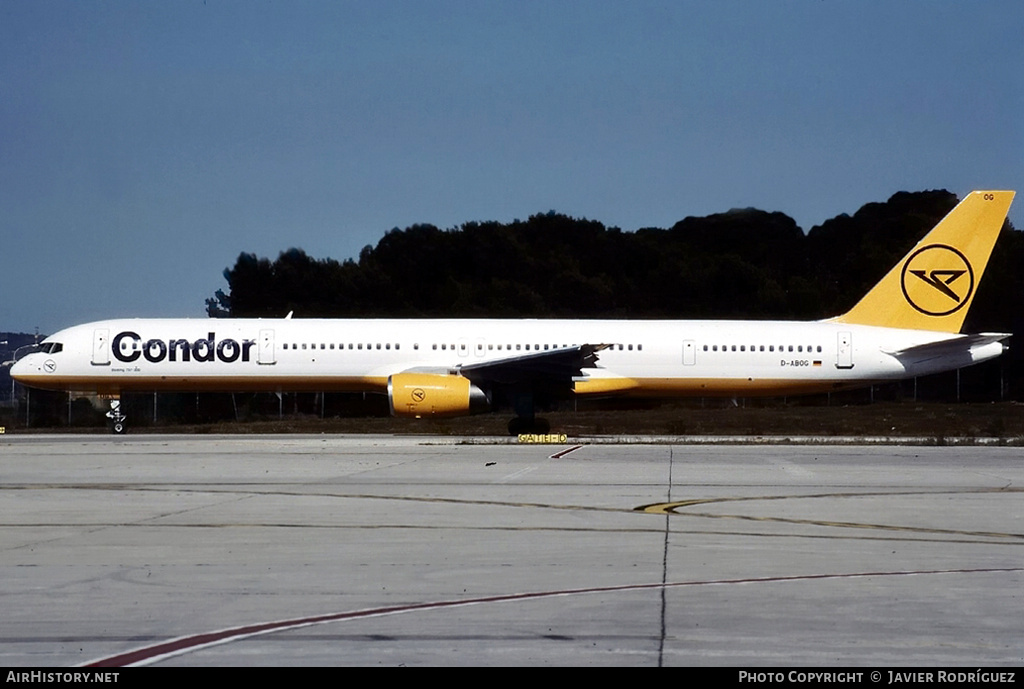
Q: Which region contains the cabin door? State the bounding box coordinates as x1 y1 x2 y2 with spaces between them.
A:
682 340 696 366
258 329 276 365
836 332 854 369
92 329 110 365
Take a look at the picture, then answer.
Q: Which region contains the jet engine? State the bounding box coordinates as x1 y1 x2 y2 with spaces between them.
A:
388 372 490 418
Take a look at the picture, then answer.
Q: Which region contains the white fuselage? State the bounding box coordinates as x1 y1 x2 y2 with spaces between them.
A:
10 318 1003 398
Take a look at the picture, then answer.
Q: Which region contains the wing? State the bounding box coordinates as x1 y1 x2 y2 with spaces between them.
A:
457 344 610 386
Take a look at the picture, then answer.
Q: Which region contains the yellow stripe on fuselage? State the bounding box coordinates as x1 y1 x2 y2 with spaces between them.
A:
574 377 857 398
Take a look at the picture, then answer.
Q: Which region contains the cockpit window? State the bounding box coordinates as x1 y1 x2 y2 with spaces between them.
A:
39 342 63 354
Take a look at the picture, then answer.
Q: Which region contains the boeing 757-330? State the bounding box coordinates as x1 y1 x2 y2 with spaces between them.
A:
12 190 1015 433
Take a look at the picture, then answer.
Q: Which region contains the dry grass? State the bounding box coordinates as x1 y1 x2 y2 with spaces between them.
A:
125 401 1024 440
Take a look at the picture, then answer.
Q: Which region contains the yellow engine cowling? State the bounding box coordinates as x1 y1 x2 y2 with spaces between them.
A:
388 372 490 418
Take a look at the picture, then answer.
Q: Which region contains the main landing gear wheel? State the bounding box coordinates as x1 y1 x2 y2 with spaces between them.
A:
507 417 551 436
106 399 127 435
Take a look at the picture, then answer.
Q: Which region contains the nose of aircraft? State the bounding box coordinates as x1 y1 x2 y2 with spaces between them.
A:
9 355 34 383
9 357 25 381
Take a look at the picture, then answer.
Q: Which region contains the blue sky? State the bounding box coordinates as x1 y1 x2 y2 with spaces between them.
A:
2 1 1021 334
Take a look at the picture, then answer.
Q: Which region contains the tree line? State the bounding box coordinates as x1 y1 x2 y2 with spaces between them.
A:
207 189 1022 335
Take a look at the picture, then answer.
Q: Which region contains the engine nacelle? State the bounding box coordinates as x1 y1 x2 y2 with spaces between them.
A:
388 372 490 418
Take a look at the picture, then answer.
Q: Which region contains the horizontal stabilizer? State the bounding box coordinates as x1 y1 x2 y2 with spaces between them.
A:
882 333 1010 362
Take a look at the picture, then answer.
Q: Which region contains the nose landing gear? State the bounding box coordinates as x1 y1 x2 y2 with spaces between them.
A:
106 399 127 434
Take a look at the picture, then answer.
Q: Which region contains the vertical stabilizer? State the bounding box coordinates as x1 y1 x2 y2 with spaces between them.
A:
835 190 1014 333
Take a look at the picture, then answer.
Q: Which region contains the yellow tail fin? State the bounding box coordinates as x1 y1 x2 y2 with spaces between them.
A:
835 190 1015 333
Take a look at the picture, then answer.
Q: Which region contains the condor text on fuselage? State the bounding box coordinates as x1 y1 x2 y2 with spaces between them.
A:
111 331 258 365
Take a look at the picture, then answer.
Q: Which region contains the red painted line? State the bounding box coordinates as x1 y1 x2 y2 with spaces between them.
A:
81 566 1023 667
549 444 583 459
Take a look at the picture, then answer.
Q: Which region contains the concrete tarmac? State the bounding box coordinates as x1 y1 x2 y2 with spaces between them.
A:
0 435 1021 667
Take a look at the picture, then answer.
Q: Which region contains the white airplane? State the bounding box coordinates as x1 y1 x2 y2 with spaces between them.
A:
11 190 1015 434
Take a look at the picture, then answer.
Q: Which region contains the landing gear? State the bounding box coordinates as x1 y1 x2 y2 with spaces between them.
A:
507 391 552 435
106 399 127 434
508 416 551 435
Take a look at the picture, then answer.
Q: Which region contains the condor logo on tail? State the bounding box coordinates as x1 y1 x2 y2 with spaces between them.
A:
899 244 974 317
834 190 1012 333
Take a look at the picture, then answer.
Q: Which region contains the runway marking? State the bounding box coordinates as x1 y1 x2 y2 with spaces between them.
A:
81 566 1024 667
638 489 1024 540
0 483 640 516
4 485 1022 541
496 466 537 483
637 487 1024 513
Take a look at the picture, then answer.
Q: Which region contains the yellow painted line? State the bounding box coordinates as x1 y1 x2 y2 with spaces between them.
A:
639 498 723 513
679 511 1023 540
639 489 1024 540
